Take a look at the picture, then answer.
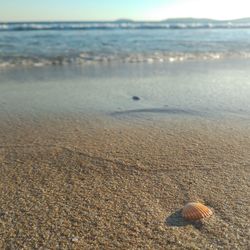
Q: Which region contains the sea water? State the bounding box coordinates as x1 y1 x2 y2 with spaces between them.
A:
1 21 250 67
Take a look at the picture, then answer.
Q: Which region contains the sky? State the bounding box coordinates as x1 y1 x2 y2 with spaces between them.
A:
0 0 250 22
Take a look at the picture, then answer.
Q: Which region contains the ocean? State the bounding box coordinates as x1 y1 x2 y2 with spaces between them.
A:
1 21 250 68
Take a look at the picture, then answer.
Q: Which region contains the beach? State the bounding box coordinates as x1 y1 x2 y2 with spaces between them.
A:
0 61 250 249
0 114 249 249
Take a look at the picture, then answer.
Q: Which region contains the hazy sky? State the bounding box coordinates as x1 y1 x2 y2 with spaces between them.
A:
0 0 249 21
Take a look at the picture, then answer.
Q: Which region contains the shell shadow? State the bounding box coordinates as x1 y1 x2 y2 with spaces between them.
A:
166 210 203 230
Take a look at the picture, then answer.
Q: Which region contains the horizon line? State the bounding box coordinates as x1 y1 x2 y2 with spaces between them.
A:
1 17 250 23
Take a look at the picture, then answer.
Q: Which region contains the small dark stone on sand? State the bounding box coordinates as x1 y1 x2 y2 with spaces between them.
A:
132 96 140 101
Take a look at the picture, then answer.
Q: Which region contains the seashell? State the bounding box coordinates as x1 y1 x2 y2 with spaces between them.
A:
182 202 213 221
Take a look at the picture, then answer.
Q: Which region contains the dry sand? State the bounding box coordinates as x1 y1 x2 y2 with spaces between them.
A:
0 115 249 249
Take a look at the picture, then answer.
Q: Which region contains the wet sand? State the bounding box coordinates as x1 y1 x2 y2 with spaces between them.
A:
0 115 249 249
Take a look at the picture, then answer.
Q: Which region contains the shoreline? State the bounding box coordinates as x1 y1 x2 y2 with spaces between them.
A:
1 59 250 122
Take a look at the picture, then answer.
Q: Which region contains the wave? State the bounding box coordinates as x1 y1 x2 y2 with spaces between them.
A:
1 22 250 31
1 51 250 69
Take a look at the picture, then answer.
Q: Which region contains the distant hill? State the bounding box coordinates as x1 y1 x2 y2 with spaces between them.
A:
162 17 250 23
113 18 250 24
162 18 218 23
231 17 250 23
114 19 134 23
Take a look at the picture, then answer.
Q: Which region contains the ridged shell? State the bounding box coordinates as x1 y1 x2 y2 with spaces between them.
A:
182 202 213 221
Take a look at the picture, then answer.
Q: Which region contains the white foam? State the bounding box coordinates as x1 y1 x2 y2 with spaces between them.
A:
2 21 250 31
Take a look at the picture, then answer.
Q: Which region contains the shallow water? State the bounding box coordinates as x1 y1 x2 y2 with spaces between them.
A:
1 59 250 121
